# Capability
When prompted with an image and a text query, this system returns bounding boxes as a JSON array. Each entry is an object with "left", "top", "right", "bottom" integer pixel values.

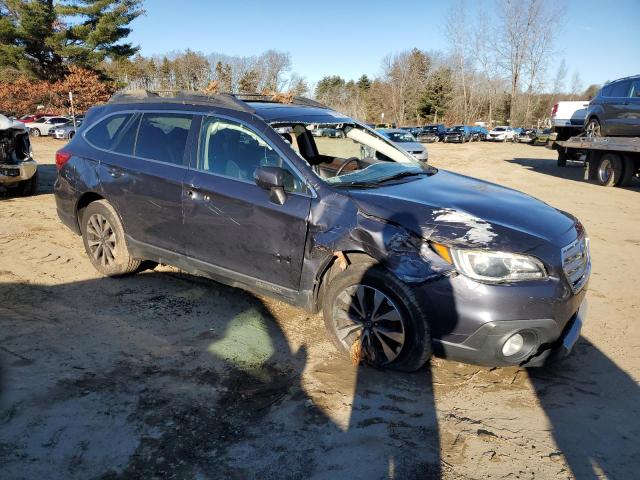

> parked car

[
  {"left": 28, "top": 116, "right": 70, "bottom": 137},
  {"left": 18, "top": 112, "right": 53, "bottom": 124},
  {"left": 0, "top": 114, "right": 38, "bottom": 196},
  {"left": 53, "top": 118, "right": 84, "bottom": 140},
  {"left": 376, "top": 128, "right": 428, "bottom": 162},
  {"left": 516, "top": 128, "right": 536, "bottom": 143},
  {"left": 54, "top": 90, "right": 589, "bottom": 370},
  {"left": 584, "top": 74, "right": 640, "bottom": 137},
  {"left": 417, "top": 124, "right": 447, "bottom": 143},
  {"left": 400, "top": 126, "right": 422, "bottom": 137},
  {"left": 443, "top": 125, "right": 472, "bottom": 143},
  {"left": 533, "top": 128, "right": 553, "bottom": 145},
  {"left": 375, "top": 122, "right": 396, "bottom": 129},
  {"left": 470, "top": 126, "right": 488, "bottom": 141},
  {"left": 487, "top": 126, "right": 516, "bottom": 142}
]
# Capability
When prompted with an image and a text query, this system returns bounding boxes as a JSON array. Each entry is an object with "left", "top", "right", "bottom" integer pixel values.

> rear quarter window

[{"left": 84, "top": 113, "right": 133, "bottom": 150}]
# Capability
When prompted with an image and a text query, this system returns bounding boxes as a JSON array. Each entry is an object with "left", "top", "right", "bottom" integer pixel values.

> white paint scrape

[{"left": 434, "top": 209, "right": 496, "bottom": 244}]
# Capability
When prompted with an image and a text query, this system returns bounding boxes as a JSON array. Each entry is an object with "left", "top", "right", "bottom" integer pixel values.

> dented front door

[{"left": 182, "top": 171, "right": 311, "bottom": 289}]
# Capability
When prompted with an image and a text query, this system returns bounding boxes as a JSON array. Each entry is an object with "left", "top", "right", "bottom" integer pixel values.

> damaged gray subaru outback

[{"left": 54, "top": 91, "right": 589, "bottom": 371}]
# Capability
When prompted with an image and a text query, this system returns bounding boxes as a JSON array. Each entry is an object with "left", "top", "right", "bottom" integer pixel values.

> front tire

[
  {"left": 81, "top": 200, "right": 141, "bottom": 276},
  {"left": 323, "top": 263, "right": 432, "bottom": 372},
  {"left": 30, "top": 128, "right": 40, "bottom": 137}
]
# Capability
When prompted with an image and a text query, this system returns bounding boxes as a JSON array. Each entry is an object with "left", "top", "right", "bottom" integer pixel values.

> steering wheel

[{"left": 335, "top": 157, "right": 360, "bottom": 176}]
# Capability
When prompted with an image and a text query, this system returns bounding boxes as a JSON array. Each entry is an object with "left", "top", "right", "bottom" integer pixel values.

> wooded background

[{"left": 0, "top": 0, "right": 600, "bottom": 126}]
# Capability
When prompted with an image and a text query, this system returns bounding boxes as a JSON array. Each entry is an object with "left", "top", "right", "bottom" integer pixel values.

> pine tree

[{"left": 0, "top": 0, "right": 142, "bottom": 80}]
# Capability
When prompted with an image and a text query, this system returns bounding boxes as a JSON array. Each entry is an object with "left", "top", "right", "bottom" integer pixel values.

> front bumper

[
  {"left": 434, "top": 298, "right": 587, "bottom": 367},
  {"left": 0, "top": 160, "right": 37, "bottom": 184}
]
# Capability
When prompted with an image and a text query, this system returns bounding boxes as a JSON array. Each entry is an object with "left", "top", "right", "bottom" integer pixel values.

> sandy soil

[{"left": 0, "top": 138, "right": 638, "bottom": 479}]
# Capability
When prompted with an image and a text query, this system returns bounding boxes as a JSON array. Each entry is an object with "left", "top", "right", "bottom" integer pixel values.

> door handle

[
  {"left": 107, "top": 167, "right": 124, "bottom": 178},
  {"left": 186, "top": 188, "right": 210, "bottom": 201}
]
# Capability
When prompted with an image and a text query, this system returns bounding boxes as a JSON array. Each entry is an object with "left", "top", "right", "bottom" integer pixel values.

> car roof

[{"left": 106, "top": 89, "right": 352, "bottom": 125}]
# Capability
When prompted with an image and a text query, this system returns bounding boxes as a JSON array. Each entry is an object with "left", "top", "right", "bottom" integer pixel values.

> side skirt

[{"left": 125, "top": 235, "right": 313, "bottom": 310}]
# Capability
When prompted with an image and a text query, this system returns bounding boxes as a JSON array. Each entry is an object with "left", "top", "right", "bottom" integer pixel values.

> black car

[
  {"left": 54, "top": 90, "right": 589, "bottom": 370},
  {"left": 585, "top": 75, "right": 640, "bottom": 137},
  {"left": 443, "top": 125, "right": 472, "bottom": 143},
  {"left": 417, "top": 124, "right": 446, "bottom": 143}
]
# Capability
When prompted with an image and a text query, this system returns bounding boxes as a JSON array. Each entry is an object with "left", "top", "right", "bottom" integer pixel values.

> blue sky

[{"left": 129, "top": 0, "right": 639, "bottom": 90}]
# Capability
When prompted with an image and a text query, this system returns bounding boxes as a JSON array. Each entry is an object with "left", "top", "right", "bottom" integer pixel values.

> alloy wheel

[
  {"left": 86, "top": 213, "right": 117, "bottom": 267},
  {"left": 586, "top": 120, "right": 601, "bottom": 137},
  {"left": 333, "top": 284, "right": 406, "bottom": 365}
]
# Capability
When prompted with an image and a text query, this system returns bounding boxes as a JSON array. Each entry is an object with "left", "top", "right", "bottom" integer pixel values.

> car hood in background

[
  {"left": 348, "top": 170, "right": 576, "bottom": 250},
  {"left": 397, "top": 141, "right": 425, "bottom": 152}
]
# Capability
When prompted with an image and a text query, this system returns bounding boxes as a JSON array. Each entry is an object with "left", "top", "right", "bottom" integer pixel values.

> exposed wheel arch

[
  {"left": 75, "top": 192, "right": 105, "bottom": 231},
  {"left": 313, "top": 251, "right": 378, "bottom": 313}
]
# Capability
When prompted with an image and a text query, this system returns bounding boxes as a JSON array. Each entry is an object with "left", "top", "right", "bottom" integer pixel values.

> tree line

[
  {"left": 1, "top": 0, "right": 600, "bottom": 125},
  {"left": 315, "top": 0, "right": 600, "bottom": 127}
]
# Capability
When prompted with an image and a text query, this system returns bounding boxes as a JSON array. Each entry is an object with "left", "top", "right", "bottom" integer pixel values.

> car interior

[{"left": 272, "top": 123, "right": 415, "bottom": 181}]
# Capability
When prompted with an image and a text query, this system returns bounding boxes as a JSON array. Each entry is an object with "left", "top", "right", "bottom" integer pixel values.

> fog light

[{"left": 502, "top": 333, "right": 525, "bottom": 357}]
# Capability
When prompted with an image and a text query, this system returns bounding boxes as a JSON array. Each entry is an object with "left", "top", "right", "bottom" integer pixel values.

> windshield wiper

[
  {"left": 372, "top": 170, "right": 429, "bottom": 184},
  {"left": 332, "top": 170, "right": 429, "bottom": 189}
]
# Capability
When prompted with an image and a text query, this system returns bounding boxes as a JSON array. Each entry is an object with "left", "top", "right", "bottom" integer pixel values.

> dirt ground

[{"left": 1, "top": 137, "right": 638, "bottom": 479}]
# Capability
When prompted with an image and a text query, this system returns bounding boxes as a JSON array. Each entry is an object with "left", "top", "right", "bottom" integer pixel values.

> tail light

[
  {"left": 551, "top": 103, "right": 558, "bottom": 117},
  {"left": 55, "top": 150, "right": 72, "bottom": 170}
]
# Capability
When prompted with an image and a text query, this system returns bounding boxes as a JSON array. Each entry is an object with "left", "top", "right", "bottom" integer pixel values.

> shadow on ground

[
  {"left": 529, "top": 337, "right": 640, "bottom": 479},
  {"left": 0, "top": 163, "right": 57, "bottom": 198},
  {"left": 0, "top": 270, "right": 442, "bottom": 479}
]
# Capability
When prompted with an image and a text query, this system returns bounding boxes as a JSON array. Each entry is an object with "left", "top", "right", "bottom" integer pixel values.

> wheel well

[
  {"left": 313, "top": 251, "right": 377, "bottom": 313},
  {"left": 75, "top": 192, "right": 104, "bottom": 228}
]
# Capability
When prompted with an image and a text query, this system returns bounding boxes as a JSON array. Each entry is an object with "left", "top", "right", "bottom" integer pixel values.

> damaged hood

[{"left": 347, "top": 170, "right": 576, "bottom": 250}]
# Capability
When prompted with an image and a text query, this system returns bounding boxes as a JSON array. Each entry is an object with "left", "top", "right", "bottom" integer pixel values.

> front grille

[{"left": 561, "top": 236, "right": 590, "bottom": 293}]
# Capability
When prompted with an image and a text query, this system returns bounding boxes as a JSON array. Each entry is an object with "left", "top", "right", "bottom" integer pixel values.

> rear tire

[
  {"left": 619, "top": 156, "right": 637, "bottom": 187},
  {"left": 585, "top": 118, "right": 601, "bottom": 137},
  {"left": 323, "top": 263, "right": 432, "bottom": 372},
  {"left": 596, "top": 153, "right": 623, "bottom": 187},
  {"left": 557, "top": 150, "right": 568, "bottom": 167},
  {"left": 81, "top": 200, "right": 141, "bottom": 276}
]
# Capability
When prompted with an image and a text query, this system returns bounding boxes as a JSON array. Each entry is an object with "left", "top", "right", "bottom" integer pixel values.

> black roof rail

[
  {"left": 107, "top": 89, "right": 255, "bottom": 113},
  {"left": 233, "top": 93, "right": 328, "bottom": 109},
  {"left": 108, "top": 89, "right": 330, "bottom": 113}
]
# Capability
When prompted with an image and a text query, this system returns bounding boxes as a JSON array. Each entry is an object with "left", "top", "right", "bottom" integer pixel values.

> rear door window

[
  {"left": 610, "top": 80, "right": 631, "bottom": 98},
  {"left": 84, "top": 113, "right": 133, "bottom": 150},
  {"left": 630, "top": 79, "right": 640, "bottom": 98},
  {"left": 135, "top": 113, "right": 193, "bottom": 165}
]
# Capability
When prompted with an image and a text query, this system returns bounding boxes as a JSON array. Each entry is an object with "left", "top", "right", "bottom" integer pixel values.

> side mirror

[{"left": 254, "top": 166, "right": 287, "bottom": 205}]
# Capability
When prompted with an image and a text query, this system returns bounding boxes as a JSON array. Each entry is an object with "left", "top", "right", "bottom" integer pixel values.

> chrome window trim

[
  {"left": 83, "top": 109, "right": 318, "bottom": 198},
  {"left": 83, "top": 109, "right": 195, "bottom": 169}
]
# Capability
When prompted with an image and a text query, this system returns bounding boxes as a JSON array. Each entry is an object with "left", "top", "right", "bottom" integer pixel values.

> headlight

[{"left": 431, "top": 244, "right": 547, "bottom": 283}]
